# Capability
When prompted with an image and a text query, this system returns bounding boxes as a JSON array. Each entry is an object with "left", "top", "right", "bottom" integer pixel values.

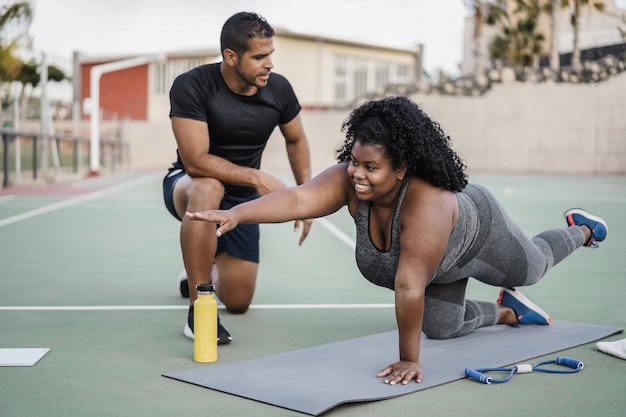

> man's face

[{"left": 233, "top": 37, "right": 275, "bottom": 89}]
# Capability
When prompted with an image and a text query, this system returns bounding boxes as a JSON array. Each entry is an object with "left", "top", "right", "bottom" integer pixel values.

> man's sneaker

[
  {"left": 184, "top": 307, "right": 232, "bottom": 345},
  {"left": 498, "top": 288, "right": 552, "bottom": 325},
  {"left": 564, "top": 208, "right": 608, "bottom": 248},
  {"left": 177, "top": 270, "right": 190, "bottom": 298}
]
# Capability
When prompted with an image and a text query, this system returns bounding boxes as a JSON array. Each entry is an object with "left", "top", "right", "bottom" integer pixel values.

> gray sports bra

[{"left": 354, "top": 180, "right": 479, "bottom": 290}]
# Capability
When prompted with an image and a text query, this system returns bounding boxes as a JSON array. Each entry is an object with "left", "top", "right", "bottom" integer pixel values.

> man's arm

[
  {"left": 279, "top": 113, "right": 311, "bottom": 186},
  {"left": 172, "top": 116, "right": 287, "bottom": 194},
  {"left": 278, "top": 112, "right": 313, "bottom": 244}
]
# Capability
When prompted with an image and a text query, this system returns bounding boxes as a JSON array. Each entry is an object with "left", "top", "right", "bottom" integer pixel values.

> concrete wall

[
  {"left": 414, "top": 72, "right": 626, "bottom": 174},
  {"left": 124, "top": 71, "right": 626, "bottom": 176}
]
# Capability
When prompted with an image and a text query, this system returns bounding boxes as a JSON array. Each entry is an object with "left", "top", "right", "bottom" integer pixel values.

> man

[{"left": 163, "top": 12, "right": 312, "bottom": 344}]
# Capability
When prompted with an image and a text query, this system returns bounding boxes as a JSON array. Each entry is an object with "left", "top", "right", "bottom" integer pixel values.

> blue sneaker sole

[
  {"left": 498, "top": 288, "right": 552, "bottom": 325},
  {"left": 564, "top": 208, "right": 608, "bottom": 244}
]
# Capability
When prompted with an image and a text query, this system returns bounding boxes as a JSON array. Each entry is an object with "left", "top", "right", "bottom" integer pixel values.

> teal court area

[{"left": 1, "top": 170, "right": 625, "bottom": 417}]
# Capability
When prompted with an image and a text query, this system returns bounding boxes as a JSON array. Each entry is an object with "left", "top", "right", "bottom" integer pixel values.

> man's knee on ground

[{"left": 224, "top": 303, "right": 250, "bottom": 315}]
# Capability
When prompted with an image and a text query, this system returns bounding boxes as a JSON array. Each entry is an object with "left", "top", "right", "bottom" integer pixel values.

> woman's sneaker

[
  {"left": 498, "top": 288, "right": 552, "bottom": 325},
  {"left": 564, "top": 208, "right": 608, "bottom": 248}
]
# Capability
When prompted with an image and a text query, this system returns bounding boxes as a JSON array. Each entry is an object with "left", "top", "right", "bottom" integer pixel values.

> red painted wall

[{"left": 81, "top": 63, "right": 148, "bottom": 120}]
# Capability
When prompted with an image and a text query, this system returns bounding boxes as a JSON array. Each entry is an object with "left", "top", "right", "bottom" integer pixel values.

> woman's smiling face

[{"left": 346, "top": 140, "right": 405, "bottom": 202}]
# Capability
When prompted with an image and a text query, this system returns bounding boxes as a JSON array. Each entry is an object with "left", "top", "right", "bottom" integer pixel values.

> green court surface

[{"left": 1, "top": 170, "right": 625, "bottom": 417}]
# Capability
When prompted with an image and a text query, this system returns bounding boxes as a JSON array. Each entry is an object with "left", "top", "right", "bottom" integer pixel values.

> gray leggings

[{"left": 422, "top": 184, "right": 586, "bottom": 339}]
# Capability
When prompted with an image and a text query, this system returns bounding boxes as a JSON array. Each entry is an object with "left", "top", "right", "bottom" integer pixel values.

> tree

[
  {"left": 487, "top": 0, "right": 547, "bottom": 68},
  {"left": 0, "top": 2, "right": 32, "bottom": 80},
  {"left": 464, "top": 0, "right": 508, "bottom": 74},
  {"left": 464, "top": 1, "right": 486, "bottom": 75},
  {"left": 513, "top": 0, "right": 550, "bottom": 68},
  {"left": 0, "top": 1, "right": 32, "bottom": 124},
  {"left": 549, "top": 0, "right": 560, "bottom": 72},
  {"left": 14, "top": 59, "right": 67, "bottom": 124},
  {"left": 560, "top": 0, "right": 606, "bottom": 70}
]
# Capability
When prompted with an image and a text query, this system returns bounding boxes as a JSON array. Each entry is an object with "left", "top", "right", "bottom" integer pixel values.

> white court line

[
  {"left": 0, "top": 172, "right": 162, "bottom": 228},
  {"left": 70, "top": 171, "right": 136, "bottom": 189},
  {"left": 316, "top": 217, "right": 356, "bottom": 249},
  {"left": 0, "top": 195, "right": 15, "bottom": 204},
  {"left": 0, "top": 304, "right": 394, "bottom": 311}
]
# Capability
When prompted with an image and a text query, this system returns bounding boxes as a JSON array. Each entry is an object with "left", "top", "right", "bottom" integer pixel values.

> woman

[{"left": 186, "top": 96, "right": 607, "bottom": 385}]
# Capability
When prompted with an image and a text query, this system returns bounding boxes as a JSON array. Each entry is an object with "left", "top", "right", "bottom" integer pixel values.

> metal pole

[
  {"left": 40, "top": 52, "right": 49, "bottom": 175},
  {"left": 73, "top": 51, "right": 83, "bottom": 172},
  {"left": 13, "top": 92, "right": 21, "bottom": 181},
  {"left": 73, "top": 139, "right": 79, "bottom": 173},
  {"left": 89, "top": 70, "right": 101, "bottom": 175},
  {"left": 2, "top": 133, "right": 9, "bottom": 187},
  {"left": 33, "top": 135, "right": 38, "bottom": 179}
]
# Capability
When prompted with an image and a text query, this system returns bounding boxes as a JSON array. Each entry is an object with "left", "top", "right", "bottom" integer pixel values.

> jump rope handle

[
  {"left": 555, "top": 356, "right": 584, "bottom": 370},
  {"left": 465, "top": 356, "right": 583, "bottom": 384},
  {"left": 464, "top": 368, "right": 492, "bottom": 384}
]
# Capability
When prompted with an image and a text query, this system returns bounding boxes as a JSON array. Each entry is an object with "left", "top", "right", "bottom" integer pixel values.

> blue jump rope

[{"left": 465, "top": 356, "right": 584, "bottom": 384}]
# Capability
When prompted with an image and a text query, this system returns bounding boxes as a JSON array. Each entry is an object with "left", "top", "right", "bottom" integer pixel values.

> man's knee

[
  {"left": 219, "top": 289, "right": 254, "bottom": 315},
  {"left": 224, "top": 303, "right": 250, "bottom": 315},
  {"left": 214, "top": 255, "right": 257, "bottom": 315},
  {"left": 187, "top": 177, "right": 224, "bottom": 201},
  {"left": 175, "top": 176, "right": 224, "bottom": 215}
]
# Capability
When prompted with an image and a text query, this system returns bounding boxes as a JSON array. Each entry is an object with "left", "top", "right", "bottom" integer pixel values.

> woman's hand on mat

[
  {"left": 377, "top": 360, "right": 422, "bottom": 385},
  {"left": 185, "top": 210, "right": 238, "bottom": 237}
]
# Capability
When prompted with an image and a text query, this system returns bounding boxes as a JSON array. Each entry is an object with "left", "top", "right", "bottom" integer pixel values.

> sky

[{"left": 28, "top": 0, "right": 469, "bottom": 76}]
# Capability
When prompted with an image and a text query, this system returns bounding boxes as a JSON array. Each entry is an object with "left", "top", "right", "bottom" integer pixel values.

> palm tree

[
  {"left": 0, "top": 1, "right": 32, "bottom": 124},
  {"left": 464, "top": 1, "right": 487, "bottom": 75},
  {"left": 486, "top": 0, "right": 547, "bottom": 69},
  {"left": 511, "top": 0, "right": 549, "bottom": 69},
  {"left": 560, "top": 0, "right": 606, "bottom": 70},
  {"left": 464, "top": 0, "right": 509, "bottom": 75},
  {"left": 14, "top": 60, "right": 67, "bottom": 125},
  {"left": 548, "top": 0, "right": 561, "bottom": 72},
  {"left": 0, "top": 2, "right": 32, "bottom": 80}
]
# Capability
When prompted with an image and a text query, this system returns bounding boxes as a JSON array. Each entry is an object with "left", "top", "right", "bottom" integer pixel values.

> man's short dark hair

[{"left": 220, "top": 12, "right": 275, "bottom": 57}]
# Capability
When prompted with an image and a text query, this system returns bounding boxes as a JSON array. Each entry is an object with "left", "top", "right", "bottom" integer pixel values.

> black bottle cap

[{"left": 196, "top": 283, "right": 215, "bottom": 292}]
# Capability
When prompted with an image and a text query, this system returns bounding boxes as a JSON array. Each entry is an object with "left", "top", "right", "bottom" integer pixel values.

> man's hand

[
  {"left": 294, "top": 219, "right": 313, "bottom": 246},
  {"left": 255, "top": 171, "right": 288, "bottom": 195},
  {"left": 376, "top": 360, "right": 423, "bottom": 385}
]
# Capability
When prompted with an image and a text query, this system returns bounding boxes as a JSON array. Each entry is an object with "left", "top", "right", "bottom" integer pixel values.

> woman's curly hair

[{"left": 336, "top": 96, "right": 467, "bottom": 192}]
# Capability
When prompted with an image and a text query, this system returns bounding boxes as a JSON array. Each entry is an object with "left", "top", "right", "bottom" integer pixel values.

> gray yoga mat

[{"left": 163, "top": 320, "right": 621, "bottom": 415}]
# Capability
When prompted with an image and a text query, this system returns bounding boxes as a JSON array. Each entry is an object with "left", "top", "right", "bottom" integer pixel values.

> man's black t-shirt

[{"left": 169, "top": 62, "right": 302, "bottom": 196}]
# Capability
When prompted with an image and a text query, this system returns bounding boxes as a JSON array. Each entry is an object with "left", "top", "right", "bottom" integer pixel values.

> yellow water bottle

[{"left": 193, "top": 283, "right": 218, "bottom": 363}]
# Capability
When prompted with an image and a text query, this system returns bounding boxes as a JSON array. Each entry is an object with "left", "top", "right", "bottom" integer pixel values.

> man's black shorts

[{"left": 163, "top": 168, "right": 260, "bottom": 263}]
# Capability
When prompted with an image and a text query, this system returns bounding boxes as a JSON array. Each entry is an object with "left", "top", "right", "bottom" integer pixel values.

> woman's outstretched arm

[{"left": 186, "top": 163, "right": 352, "bottom": 237}]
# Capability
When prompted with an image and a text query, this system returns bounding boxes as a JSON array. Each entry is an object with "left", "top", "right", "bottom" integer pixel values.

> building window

[
  {"left": 152, "top": 58, "right": 211, "bottom": 95},
  {"left": 334, "top": 55, "right": 415, "bottom": 106},
  {"left": 375, "top": 62, "right": 389, "bottom": 91},
  {"left": 353, "top": 58, "right": 368, "bottom": 100},
  {"left": 395, "top": 64, "right": 411, "bottom": 82},
  {"left": 335, "top": 56, "right": 348, "bottom": 102}
]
